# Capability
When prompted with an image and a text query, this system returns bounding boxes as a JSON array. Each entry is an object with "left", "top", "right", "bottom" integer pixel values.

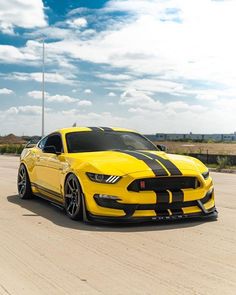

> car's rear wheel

[
  {"left": 17, "top": 164, "right": 33, "bottom": 199},
  {"left": 64, "top": 174, "right": 83, "bottom": 220}
]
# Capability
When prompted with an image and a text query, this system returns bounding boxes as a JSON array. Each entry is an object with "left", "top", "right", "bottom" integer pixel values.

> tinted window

[
  {"left": 66, "top": 131, "right": 157, "bottom": 153},
  {"left": 38, "top": 136, "right": 48, "bottom": 150},
  {"left": 44, "top": 134, "right": 63, "bottom": 153}
]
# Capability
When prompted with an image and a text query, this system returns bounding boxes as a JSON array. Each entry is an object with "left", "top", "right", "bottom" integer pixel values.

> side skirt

[
  {"left": 31, "top": 182, "right": 64, "bottom": 208},
  {"left": 31, "top": 183, "right": 89, "bottom": 221}
]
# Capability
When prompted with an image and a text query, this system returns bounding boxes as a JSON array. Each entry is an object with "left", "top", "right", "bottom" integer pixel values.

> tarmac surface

[{"left": 0, "top": 155, "right": 235, "bottom": 295}]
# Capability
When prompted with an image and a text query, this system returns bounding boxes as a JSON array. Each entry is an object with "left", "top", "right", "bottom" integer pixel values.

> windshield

[{"left": 66, "top": 131, "right": 157, "bottom": 153}]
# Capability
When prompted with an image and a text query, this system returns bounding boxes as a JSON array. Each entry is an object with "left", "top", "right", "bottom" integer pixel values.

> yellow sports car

[{"left": 18, "top": 127, "right": 218, "bottom": 223}]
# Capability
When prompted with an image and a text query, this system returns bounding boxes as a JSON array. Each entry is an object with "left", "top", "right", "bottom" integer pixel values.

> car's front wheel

[
  {"left": 64, "top": 174, "right": 83, "bottom": 220},
  {"left": 17, "top": 164, "right": 33, "bottom": 199}
]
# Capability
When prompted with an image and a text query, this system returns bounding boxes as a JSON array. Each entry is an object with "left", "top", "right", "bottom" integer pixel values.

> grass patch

[
  {"left": 0, "top": 144, "right": 24, "bottom": 155},
  {"left": 217, "top": 156, "right": 230, "bottom": 170}
]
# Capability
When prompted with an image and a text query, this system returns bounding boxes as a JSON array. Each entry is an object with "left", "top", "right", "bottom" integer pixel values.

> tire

[
  {"left": 17, "top": 164, "right": 33, "bottom": 199},
  {"left": 64, "top": 174, "right": 83, "bottom": 220}
]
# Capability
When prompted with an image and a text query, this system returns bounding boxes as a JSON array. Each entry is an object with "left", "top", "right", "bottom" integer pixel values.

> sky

[{"left": 0, "top": 0, "right": 236, "bottom": 136}]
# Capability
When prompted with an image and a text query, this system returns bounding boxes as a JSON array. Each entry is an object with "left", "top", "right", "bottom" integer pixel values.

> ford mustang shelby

[{"left": 18, "top": 127, "right": 218, "bottom": 223}]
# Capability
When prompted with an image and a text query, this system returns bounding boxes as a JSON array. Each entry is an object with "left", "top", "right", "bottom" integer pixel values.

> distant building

[{"left": 144, "top": 133, "right": 236, "bottom": 142}]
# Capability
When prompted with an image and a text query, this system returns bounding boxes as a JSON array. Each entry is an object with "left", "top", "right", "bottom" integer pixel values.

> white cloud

[
  {"left": 108, "top": 92, "right": 116, "bottom": 97},
  {"left": 0, "top": 22, "right": 14, "bottom": 35},
  {"left": 1, "top": 0, "right": 236, "bottom": 97},
  {"left": 4, "top": 107, "right": 18, "bottom": 115},
  {"left": 128, "top": 79, "right": 184, "bottom": 95},
  {"left": 165, "top": 101, "right": 206, "bottom": 112},
  {"left": 28, "top": 27, "right": 71, "bottom": 40},
  {"left": 196, "top": 94, "right": 219, "bottom": 101},
  {"left": 67, "top": 17, "right": 87, "bottom": 28},
  {"left": 120, "top": 88, "right": 206, "bottom": 113},
  {"left": 28, "top": 90, "right": 92, "bottom": 106},
  {"left": 5, "top": 105, "right": 45, "bottom": 116},
  {"left": 47, "top": 106, "right": 235, "bottom": 135},
  {"left": 18, "top": 105, "right": 43, "bottom": 115},
  {"left": 28, "top": 90, "right": 46, "bottom": 99},
  {"left": 214, "top": 98, "right": 236, "bottom": 112},
  {"left": 59, "top": 110, "right": 123, "bottom": 126},
  {"left": 43, "top": 0, "right": 236, "bottom": 100},
  {"left": 194, "top": 88, "right": 236, "bottom": 101},
  {"left": 103, "top": 0, "right": 166, "bottom": 15},
  {"left": 61, "top": 109, "right": 78, "bottom": 116},
  {"left": 84, "top": 89, "right": 92, "bottom": 94},
  {"left": 28, "top": 91, "right": 77, "bottom": 103},
  {"left": 0, "top": 88, "right": 14, "bottom": 95},
  {"left": 1, "top": 0, "right": 236, "bottom": 135},
  {"left": 0, "top": 40, "right": 76, "bottom": 69},
  {"left": 77, "top": 100, "right": 92, "bottom": 106},
  {"left": 0, "top": 45, "right": 38, "bottom": 63},
  {"left": 120, "top": 89, "right": 163, "bottom": 110},
  {"left": 96, "top": 73, "right": 132, "bottom": 81},
  {"left": 6, "top": 72, "right": 75, "bottom": 85},
  {"left": 0, "top": 0, "right": 47, "bottom": 35},
  {"left": 0, "top": 102, "right": 234, "bottom": 135},
  {"left": 47, "top": 95, "right": 77, "bottom": 103}
]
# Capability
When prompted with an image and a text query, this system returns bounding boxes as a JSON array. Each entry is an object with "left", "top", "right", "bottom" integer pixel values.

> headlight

[
  {"left": 86, "top": 172, "right": 122, "bottom": 183},
  {"left": 202, "top": 170, "right": 209, "bottom": 180}
]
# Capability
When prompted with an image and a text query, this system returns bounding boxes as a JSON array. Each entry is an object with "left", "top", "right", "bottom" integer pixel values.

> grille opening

[{"left": 127, "top": 177, "right": 200, "bottom": 192}]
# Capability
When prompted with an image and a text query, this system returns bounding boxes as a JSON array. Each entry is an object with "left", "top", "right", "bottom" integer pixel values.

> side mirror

[
  {"left": 43, "top": 145, "right": 61, "bottom": 155},
  {"left": 156, "top": 144, "right": 167, "bottom": 152}
]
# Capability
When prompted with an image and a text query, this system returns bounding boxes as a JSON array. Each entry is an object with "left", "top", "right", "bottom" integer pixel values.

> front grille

[{"left": 127, "top": 176, "right": 200, "bottom": 192}]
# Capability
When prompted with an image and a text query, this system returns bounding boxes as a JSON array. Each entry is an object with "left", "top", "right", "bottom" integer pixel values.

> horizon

[
  {"left": 0, "top": 0, "right": 236, "bottom": 135},
  {"left": 1, "top": 130, "right": 236, "bottom": 138}
]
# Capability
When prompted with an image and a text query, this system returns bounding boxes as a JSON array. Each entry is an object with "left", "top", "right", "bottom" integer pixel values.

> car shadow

[{"left": 7, "top": 195, "right": 216, "bottom": 233}]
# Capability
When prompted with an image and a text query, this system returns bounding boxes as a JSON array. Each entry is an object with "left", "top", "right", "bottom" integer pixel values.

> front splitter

[{"left": 86, "top": 207, "right": 218, "bottom": 224}]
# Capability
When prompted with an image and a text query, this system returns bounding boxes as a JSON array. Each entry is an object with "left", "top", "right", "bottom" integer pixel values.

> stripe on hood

[
  {"left": 117, "top": 150, "right": 168, "bottom": 177},
  {"left": 139, "top": 151, "right": 182, "bottom": 176}
]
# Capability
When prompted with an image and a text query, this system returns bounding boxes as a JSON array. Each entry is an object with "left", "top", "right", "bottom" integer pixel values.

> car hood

[{"left": 67, "top": 150, "right": 205, "bottom": 176}]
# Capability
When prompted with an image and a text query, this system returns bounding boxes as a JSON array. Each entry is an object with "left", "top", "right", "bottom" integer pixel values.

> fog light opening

[{"left": 94, "top": 194, "right": 121, "bottom": 201}]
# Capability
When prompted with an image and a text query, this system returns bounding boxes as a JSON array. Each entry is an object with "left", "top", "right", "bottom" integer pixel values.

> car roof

[{"left": 57, "top": 127, "right": 137, "bottom": 135}]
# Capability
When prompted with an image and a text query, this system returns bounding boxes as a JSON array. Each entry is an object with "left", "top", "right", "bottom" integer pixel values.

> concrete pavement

[{"left": 0, "top": 155, "right": 235, "bottom": 295}]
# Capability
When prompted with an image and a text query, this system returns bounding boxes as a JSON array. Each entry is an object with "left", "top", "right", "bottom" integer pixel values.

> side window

[
  {"left": 44, "top": 134, "right": 63, "bottom": 153},
  {"left": 38, "top": 136, "right": 48, "bottom": 150}
]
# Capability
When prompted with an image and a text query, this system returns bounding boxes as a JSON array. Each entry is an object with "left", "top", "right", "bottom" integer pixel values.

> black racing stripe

[
  {"left": 155, "top": 209, "right": 169, "bottom": 216},
  {"left": 140, "top": 151, "right": 182, "bottom": 175},
  {"left": 99, "top": 127, "right": 113, "bottom": 131},
  {"left": 87, "top": 127, "right": 103, "bottom": 131},
  {"left": 172, "top": 190, "right": 184, "bottom": 202},
  {"left": 117, "top": 150, "right": 168, "bottom": 176},
  {"left": 155, "top": 190, "right": 170, "bottom": 216},
  {"left": 155, "top": 191, "right": 170, "bottom": 203},
  {"left": 171, "top": 208, "right": 184, "bottom": 215}
]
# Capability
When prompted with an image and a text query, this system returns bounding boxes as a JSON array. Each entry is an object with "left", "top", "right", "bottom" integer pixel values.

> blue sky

[{"left": 0, "top": 0, "right": 235, "bottom": 135}]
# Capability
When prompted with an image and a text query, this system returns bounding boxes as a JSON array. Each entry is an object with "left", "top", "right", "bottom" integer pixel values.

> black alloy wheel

[
  {"left": 17, "top": 164, "right": 32, "bottom": 199},
  {"left": 64, "top": 174, "right": 83, "bottom": 220}
]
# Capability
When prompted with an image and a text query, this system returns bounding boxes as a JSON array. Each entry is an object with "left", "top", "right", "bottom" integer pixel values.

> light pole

[{"left": 41, "top": 38, "right": 45, "bottom": 137}]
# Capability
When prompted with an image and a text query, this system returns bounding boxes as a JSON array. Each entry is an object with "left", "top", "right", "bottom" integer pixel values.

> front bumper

[
  {"left": 87, "top": 207, "right": 218, "bottom": 223},
  {"left": 85, "top": 189, "right": 218, "bottom": 223},
  {"left": 93, "top": 188, "right": 213, "bottom": 215}
]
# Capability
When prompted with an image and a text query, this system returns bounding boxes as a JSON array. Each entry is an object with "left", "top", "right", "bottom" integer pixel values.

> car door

[
  {"left": 34, "top": 133, "right": 64, "bottom": 202},
  {"left": 33, "top": 135, "right": 48, "bottom": 188}
]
